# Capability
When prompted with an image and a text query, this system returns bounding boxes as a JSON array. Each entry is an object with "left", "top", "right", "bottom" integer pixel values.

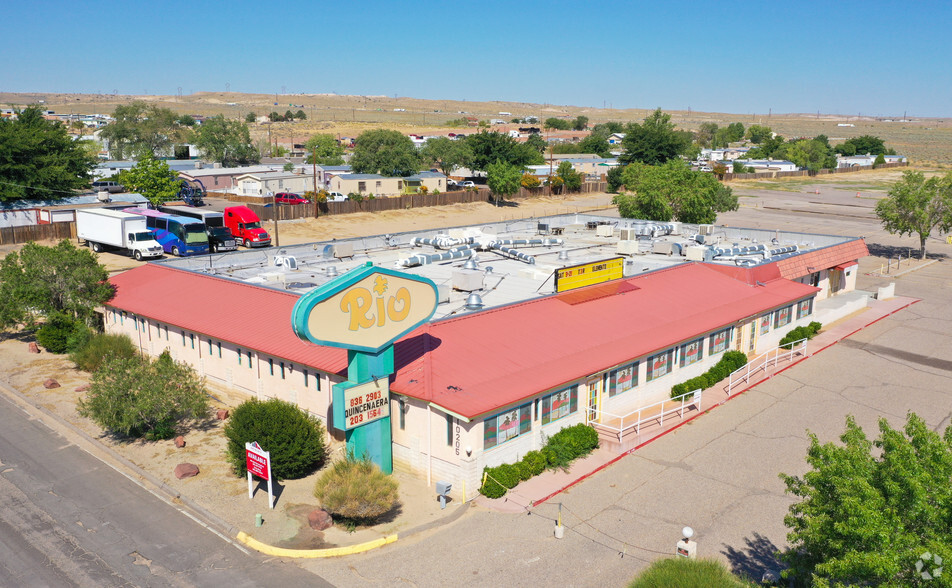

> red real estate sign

[{"left": 246, "top": 442, "right": 270, "bottom": 481}]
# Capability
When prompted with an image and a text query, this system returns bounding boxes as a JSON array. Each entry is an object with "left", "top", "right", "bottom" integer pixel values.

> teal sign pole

[{"left": 291, "top": 263, "right": 438, "bottom": 474}]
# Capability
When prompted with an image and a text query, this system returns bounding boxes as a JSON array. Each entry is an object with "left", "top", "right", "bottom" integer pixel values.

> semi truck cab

[{"left": 224, "top": 206, "right": 271, "bottom": 248}]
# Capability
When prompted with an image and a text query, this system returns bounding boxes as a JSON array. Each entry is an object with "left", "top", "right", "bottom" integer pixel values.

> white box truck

[{"left": 76, "top": 208, "right": 164, "bottom": 261}]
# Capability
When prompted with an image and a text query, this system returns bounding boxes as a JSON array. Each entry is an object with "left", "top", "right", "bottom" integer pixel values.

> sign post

[
  {"left": 291, "top": 262, "right": 438, "bottom": 474},
  {"left": 246, "top": 441, "right": 273, "bottom": 509}
]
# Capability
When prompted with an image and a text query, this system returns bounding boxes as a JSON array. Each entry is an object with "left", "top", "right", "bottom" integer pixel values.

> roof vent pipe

[
  {"left": 463, "top": 257, "right": 478, "bottom": 270},
  {"left": 558, "top": 249, "right": 570, "bottom": 261},
  {"left": 464, "top": 292, "right": 484, "bottom": 311},
  {"left": 326, "top": 266, "right": 339, "bottom": 278}
]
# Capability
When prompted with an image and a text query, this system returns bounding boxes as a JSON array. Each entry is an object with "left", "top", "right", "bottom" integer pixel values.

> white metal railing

[
  {"left": 727, "top": 338, "right": 808, "bottom": 395},
  {"left": 587, "top": 388, "right": 703, "bottom": 438}
]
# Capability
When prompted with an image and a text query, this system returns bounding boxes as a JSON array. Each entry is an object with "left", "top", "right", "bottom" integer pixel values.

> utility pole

[
  {"left": 312, "top": 148, "right": 319, "bottom": 218},
  {"left": 271, "top": 191, "right": 280, "bottom": 247}
]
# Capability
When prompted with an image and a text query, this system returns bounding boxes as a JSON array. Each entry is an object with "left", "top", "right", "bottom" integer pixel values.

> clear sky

[{"left": 5, "top": 0, "right": 950, "bottom": 117}]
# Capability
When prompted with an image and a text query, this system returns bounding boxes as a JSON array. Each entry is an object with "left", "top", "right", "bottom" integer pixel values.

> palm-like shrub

[
  {"left": 313, "top": 455, "right": 399, "bottom": 521},
  {"left": 224, "top": 398, "right": 327, "bottom": 480}
]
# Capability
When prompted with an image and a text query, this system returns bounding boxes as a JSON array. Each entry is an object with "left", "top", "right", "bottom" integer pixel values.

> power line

[{"left": 0, "top": 179, "right": 89, "bottom": 196}]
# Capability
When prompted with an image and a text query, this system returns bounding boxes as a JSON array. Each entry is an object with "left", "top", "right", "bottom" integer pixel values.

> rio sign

[{"left": 292, "top": 262, "right": 439, "bottom": 353}]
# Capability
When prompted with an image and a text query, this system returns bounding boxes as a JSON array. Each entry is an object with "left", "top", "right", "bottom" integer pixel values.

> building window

[
  {"left": 181, "top": 331, "right": 186, "bottom": 346},
  {"left": 376, "top": 180, "right": 382, "bottom": 190},
  {"left": 303, "top": 370, "right": 308, "bottom": 387},
  {"left": 811, "top": 272, "right": 820, "bottom": 287},
  {"left": 358, "top": 181, "right": 366, "bottom": 192},
  {"left": 759, "top": 314, "right": 771, "bottom": 335},
  {"left": 247, "top": 351, "right": 252, "bottom": 368},
  {"left": 269, "top": 359, "right": 274, "bottom": 376},
  {"left": 796, "top": 298, "right": 814, "bottom": 319},
  {"left": 217, "top": 342, "right": 222, "bottom": 358},
  {"left": 190, "top": 334, "right": 195, "bottom": 349},
  {"left": 446, "top": 415, "right": 453, "bottom": 446},
  {"left": 774, "top": 305, "right": 793, "bottom": 329},
  {"left": 483, "top": 404, "right": 531, "bottom": 450},
  {"left": 709, "top": 328, "right": 731, "bottom": 355},
  {"left": 608, "top": 362, "right": 637, "bottom": 397},
  {"left": 237, "top": 348, "right": 242, "bottom": 366},
  {"left": 541, "top": 385, "right": 578, "bottom": 425},
  {"left": 280, "top": 362, "right": 285, "bottom": 379},
  {"left": 208, "top": 339, "right": 213, "bottom": 354},
  {"left": 646, "top": 349, "right": 674, "bottom": 382},
  {"left": 680, "top": 338, "right": 704, "bottom": 368},
  {"left": 399, "top": 398, "right": 406, "bottom": 430},
  {"left": 120, "top": 312, "right": 125, "bottom": 325}
]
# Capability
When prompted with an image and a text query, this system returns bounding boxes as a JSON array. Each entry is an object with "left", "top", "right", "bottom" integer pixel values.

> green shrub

[
  {"left": 808, "top": 321, "right": 822, "bottom": 335},
  {"left": 78, "top": 355, "right": 209, "bottom": 439},
  {"left": 479, "top": 463, "right": 521, "bottom": 498},
  {"left": 779, "top": 322, "right": 822, "bottom": 349},
  {"left": 313, "top": 455, "right": 399, "bottom": 521},
  {"left": 36, "top": 313, "right": 83, "bottom": 354},
  {"left": 70, "top": 333, "right": 137, "bottom": 372},
  {"left": 722, "top": 350, "right": 748, "bottom": 370},
  {"left": 513, "top": 460, "right": 533, "bottom": 481},
  {"left": 66, "top": 323, "right": 93, "bottom": 353},
  {"left": 547, "top": 423, "right": 599, "bottom": 458},
  {"left": 671, "top": 350, "right": 750, "bottom": 398},
  {"left": 224, "top": 398, "right": 327, "bottom": 480},
  {"left": 628, "top": 557, "right": 751, "bottom": 588},
  {"left": 522, "top": 450, "right": 547, "bottom": 476}
]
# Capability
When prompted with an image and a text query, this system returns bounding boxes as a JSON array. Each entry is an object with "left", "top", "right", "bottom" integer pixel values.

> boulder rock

[
  {"left": 174, "top": 436, "right": 186, "bottom": 448},
  {"left": 75, "top": 383, "right": 90, "bottom": 392},
  {"left": 42, "top": 379, "right": 60, "bottom": 389},
  {"left": 308, "top": 509, "right": 333, "bottom": 531},
  {"left": 216, "top": 409, "right": 229, "bottom": 420},
  {"left": 174, "top": 463, "right": 200, "bottom": 479},
  {"left": 28, "top": 342, "right": 40, "bottom": 353}
]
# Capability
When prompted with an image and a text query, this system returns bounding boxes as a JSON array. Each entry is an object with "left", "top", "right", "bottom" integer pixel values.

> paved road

[
  {"left": 0, "top": 393, "right": 328, "bottom": 588},
  {"left": 303, "top": 183, "right": 952, "bottom": 586}
]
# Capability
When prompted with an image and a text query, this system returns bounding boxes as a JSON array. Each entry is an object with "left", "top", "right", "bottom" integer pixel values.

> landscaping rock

[
  {"left": 28, "top": 342, "right": 40, "bottom": 353},
  {"left": 42, "top": 378, "right": 60, "bottom": 389},
  {"left": 308, "top": 509, "right": 333, "bottom": 531},
  {"left": 174, "top": 436, "right": 186, "bottom": 448},
  {"left": 75, "top": 383, "right": 90, "bottom": 392},
  {"left": 174, "top": 463, "right": 199, "bottom": 479},
  {"left": 216, "top": 409, "right": 229, "bottom": 420}
]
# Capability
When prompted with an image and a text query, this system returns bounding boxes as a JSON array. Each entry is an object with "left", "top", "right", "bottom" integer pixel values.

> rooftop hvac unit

[
  {"left": 596, "top": 224, "right": 614, "bottom": 237},
  {"left": 332, "top": 242, "right": 354, "bottom": 259},
  {"left": 619, "top": 228, "right": 637, "bottom": 241},
  {"left": 652, "top": 241, "right": 675, "bottom": 255},
  {"left": 685, "top": 245, "right": 709, "bottom": 261},
  {"left": 616, "top": 241, "right": 640, "bottom": 256},
  {"left": 452, "top": 270, "right": 484, "bottom": 292},
  {"left": 437, "top": 284, "right": 451, "bottom": 303},
  {"left": 698, "top": 224, "right": 714, "bottom": 235},
  {"left": 272, "top": 255, "right": 298, "bottom": 270}
]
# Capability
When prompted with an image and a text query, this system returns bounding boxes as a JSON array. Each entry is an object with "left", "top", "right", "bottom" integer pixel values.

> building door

[
  {"left": 748, "top": 321, "right": 756, "bottom": 353},
  {"left": 586, "top": 377, "right": 602, "bottom": 424}
]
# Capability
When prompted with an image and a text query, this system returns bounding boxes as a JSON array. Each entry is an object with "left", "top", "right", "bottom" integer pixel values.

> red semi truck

[{"left": 223, "top": 206, "right": 272, "bottom": 248}]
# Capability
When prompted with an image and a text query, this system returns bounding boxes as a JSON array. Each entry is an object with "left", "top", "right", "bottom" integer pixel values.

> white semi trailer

[{"left": 76, "top": 208, "right": 164, "bottom": 261}]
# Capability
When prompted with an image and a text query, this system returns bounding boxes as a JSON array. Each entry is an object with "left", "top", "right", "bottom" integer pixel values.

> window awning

[{"left": 833, "top": 262, "right": 858, "bottom": 271}]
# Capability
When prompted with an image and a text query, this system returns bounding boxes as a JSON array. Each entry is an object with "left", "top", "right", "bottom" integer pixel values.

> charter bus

[
  {"left": 156, "top": 205, "right": 237, "bottom": 252},
  {"left": 122, "top": 207, "right": 209, "bottom": 257}
]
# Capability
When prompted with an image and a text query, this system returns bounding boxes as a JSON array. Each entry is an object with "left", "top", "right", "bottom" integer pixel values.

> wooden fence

[
  {"left": 0, "top": 222, "right": 76, "bottom": 246},
  {"left": 721, "top": 161, "right": 909, "bottom": 181}
]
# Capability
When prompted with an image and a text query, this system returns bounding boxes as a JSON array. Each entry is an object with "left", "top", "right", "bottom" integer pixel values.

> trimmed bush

[
  {"left": 313, "top": 455, "right": 398, "bottom": 521},
  {"left": 36, "top": 313, "right": 83, "bottom": 354},
  {"left": 513, "top": 460, "right": 533, "bottom": 482},
  {"left": 628, "top": 557, "right": 751, "bottom": 588},
  {"left": 670, "top": 349, "right": 750, "bottom": 398},
  {"left": 479, "top": 463, "right": 521, "bottom": 499},
  {"left": 78, "top": 355, "right": 209, "bottom": 440},
  {"left": 522, "top": 450, "right": 547, "bottom": 476},
  {"left": 779, "top": 321, "right": 822, "bottom": 349},
  {"left": 70, "top": 333, "right": 137, "bottom": 372},
  {"left": 224, "top": 398, "right": 327, "bottom": 480},
  {"left": 547, "top": 423, "right": 599, "bottom": 459}
]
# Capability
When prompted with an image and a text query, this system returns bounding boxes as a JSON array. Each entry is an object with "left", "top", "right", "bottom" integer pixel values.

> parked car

[
  {"left": 92, "top": 180, "right": 125, "bottom": 193},
  {"left": 274, "top": 192, "right": 310, "bottom": 205},
  {"left": 327, "top": 191, "right": 348, "bottom": 202},
  {"left": 460, "top": 181, "right": 476, "bottom": 189}
]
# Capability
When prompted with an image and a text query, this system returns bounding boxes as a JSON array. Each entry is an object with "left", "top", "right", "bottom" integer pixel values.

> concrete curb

[{"left": 236, "top": 531, "right": 398, "bottom": 558}]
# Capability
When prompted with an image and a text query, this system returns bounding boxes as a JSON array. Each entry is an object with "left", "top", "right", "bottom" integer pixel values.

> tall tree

[
  {"left": 745, "top": 124, "right": 773, "bottom": 144},
  {"left": 619, "top": 108, "right": 691, "bottom": 166},
  {"left": 780, "top": 413, "right": 952, "bottom": 587},
  {"left": 576, "top": 134, "right": 611, "bottom": 157},
  {"left": 782, "top": 139, "right": 837, "bottom": 172},
  {"left": 875, "top": 170, "right": 952, "bottom": 259},
  {"left": 486, "top": 161, "right": 522, "bottom": 200},
  {"left": 0, "top": 106, "right": 98, "bottom": 201},
  {"left": 118, "top": 156, "right": 181, "bottom": 207},
  {"left": 350, "top": 129, "right": 421, "bottom": 177},
  {"left": 615, "top": 160, "right": 737, "bottom": 223},
  {"left": 0, "top": 240, "right": 113, "bottom": 329},
  {"left": 420, "top": 137, "right": 472, "bottom": 178},
  {"left": 556, "top": 161, "right": 583, "bottom": 192},
  {"left": 99, "top": 101, "right": 189, "bottom": 159},
  {"left": 193, "top": 115, "right": 259, "bottom": 166},
  {"left": 544, "top": 118, "right": 571, "bottom": 130},
  {"left": 696, "top": 122, "right": 718, "bottom": 148},
  {"left": 835, "top": 134, "right": 888, "bottom": 156},
  {"left": 465, "top": 131, "right": 542, "bottom": 171},
  {"left": 572, "top": 116, "right": 589, "bottom": 131},
  {"left": 304, "top": 133, "right": 345, "bottom": 166},
  {"left": 525, "top": 133, "right": 547, "bottom": 156}
]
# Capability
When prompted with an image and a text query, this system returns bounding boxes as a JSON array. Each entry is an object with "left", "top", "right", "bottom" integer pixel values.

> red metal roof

[
  {"left": 774, "top": 239, "right": 868, "bottom": 279},
  {"left": 108, "top": 262, "right": 819, "bottom": 421},
  {"left": 107, "top": 265, "right": 348, "bottom": 374}
]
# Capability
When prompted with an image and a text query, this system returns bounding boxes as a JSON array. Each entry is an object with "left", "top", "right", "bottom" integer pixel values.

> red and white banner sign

[{"left": 245, "top": 441, "right": 270, "bottom": 481}]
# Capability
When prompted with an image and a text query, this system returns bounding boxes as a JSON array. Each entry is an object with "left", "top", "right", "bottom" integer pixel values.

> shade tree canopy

[
  {"left": 304, "top": 133, "right": 345, "bottom": 166},
  {"left": 118, "top": 156, "right": 181, "bottom": 207},
  {"left": 0, "top": 106, "right": 99, "bottom": 201},
  {"left": 619, "top": 108, "right": 692, "bottom": 166},
  {"left": 420, "top": 136, "right": 472, "bottom": 178},
  {"left": 465, "top": 131, "right": 543, "bottom": 171},
  {"left": 99, "top": 101, "right": 190, "bottom": 159},
  {"left": 350, "top": 129, "right": 422, "bottom": 177},
  {"left": 875, "top": 170, "right": 952, "bottom": 259},
  {"left": 614, "top": 160, "right": 737, "bottom": 224},
  {"left": 193, "top": 115, "right": 259, "bottom": 166}
]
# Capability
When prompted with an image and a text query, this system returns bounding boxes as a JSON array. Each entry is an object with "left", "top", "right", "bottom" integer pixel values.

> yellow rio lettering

[
  {"left": 387, "top": 287, "right": 411, "bottom": 322},
  {"left": 340, "top": 288, "right": 375, "bottom": 331}
]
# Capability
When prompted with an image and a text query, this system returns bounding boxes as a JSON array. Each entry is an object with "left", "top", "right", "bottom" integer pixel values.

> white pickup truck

[{"left": 76, "top": 208, "right": 164, "bottom": 261}]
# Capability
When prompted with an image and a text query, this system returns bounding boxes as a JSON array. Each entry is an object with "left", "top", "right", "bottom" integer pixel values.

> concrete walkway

[{"left": 475, "top": 293, "right": 919, "bottom": 513}]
